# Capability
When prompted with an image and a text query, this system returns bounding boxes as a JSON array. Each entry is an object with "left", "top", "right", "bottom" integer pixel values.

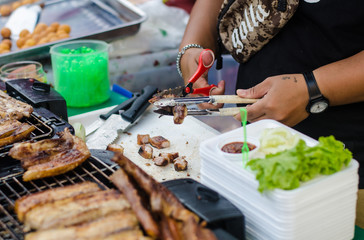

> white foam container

[{"left": 200, "top": 119, "right": 359, "bottom": 240}]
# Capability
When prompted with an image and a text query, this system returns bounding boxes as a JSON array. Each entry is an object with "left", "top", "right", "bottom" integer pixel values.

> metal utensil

[
  {"left": 86, "top": 85, "right": 158, "bottom": 149},
  {"left": 153, "top": 95, "right": 258, "bottom": 108},
  {"left": 154, "top": 107, "right": 244, "bottom": 116}
]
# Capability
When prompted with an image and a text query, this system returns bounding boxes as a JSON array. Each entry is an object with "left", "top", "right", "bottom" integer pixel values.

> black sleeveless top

[{"left": 236, "top": 0, "right": 364, "bottom": 187}]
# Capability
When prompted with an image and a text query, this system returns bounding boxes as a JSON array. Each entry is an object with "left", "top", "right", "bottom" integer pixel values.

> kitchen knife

[
  {"left": 86, "top": 85, "right": 158, "bottom": 149},
  {"left": 85, "top": 94, "right": 140, "bottom": 136}
]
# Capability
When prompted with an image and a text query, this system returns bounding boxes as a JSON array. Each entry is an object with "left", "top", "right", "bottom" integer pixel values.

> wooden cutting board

[{"left": 70, "top": 106, "right": 219, "bottom": 182}]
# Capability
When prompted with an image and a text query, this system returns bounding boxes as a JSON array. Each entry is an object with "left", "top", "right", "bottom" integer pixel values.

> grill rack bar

[{"left": 0, "top": 156, "right": 119, "bottom": 240}]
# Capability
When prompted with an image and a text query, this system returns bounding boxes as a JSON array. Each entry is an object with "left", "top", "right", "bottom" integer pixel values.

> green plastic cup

[{"left": 50, "top": 40, "right": 111, "bottom": 107}]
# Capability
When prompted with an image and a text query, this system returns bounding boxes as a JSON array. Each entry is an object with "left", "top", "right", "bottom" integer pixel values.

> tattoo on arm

[{"left": 281, "top": 76, "right": 298, "bottom": 83}]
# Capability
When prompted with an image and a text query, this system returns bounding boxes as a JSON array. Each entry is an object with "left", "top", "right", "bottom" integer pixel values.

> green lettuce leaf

[{"left": 247, "top": 136, "right": 352, "bottom": 193}]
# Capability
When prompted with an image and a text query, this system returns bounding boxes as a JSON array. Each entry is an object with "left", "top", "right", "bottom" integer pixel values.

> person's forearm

[
  {"left": 314, "top": 50, "right": 364, "bottom": 106},
  {"left": 179, "top": 0, "right": 224, "bottom": 53}
]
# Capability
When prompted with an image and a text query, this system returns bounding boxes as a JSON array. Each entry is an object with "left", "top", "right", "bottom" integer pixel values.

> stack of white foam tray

[{"left": 200, "top": 119, "right": 358, "bottom": 240}]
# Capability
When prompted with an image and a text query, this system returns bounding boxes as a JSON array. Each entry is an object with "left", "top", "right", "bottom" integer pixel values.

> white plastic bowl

[{"left": 216, "top": 136, "right": 260, "bottom": 166}]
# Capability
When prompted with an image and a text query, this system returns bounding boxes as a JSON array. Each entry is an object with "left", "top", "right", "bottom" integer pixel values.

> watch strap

[{"left": 303, "top": 71, "right": 322, "bottom": 100}]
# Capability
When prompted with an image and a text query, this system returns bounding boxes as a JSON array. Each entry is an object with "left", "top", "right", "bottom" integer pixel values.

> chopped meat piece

[
  {"left": 173, "top": 105, "right": 188, "bottom": 124},
  {"left": 159, "top": 152, "right": 179, "bottom": 163},
  {"left": 153, "top": 156, "right": 169, "bottom": 166},
  {"left": 106, "top": 144, "right": 124, "bottom": 154},
  {"left": 149, "top": 136, "right": 170, "bottom": 149},
  {"left": 24, "top": 211, "right": 139, "bottom": 240},
  {"left": 0, "top": 122, "right": 35, "bottom": 147},
  {"left": 110, "top": 169, "right": 160, "bottom": 239},
  {"left": 0, "top": 90, "right": 33, "bottom": 120},
  {"left": 23, "top": 189, "right": 130, "bottom": 231},
  {"left": 15, "top": 181, "right": 100, "bottom": 223},
  {"left": 9, "top": 128, "right": 90, "bottom": 181},
  {"left": 174, "top": 157, "right": 188, "bottom": 171},
  {"left": 137, "top": 134, "right": 150, "bottom": 145},
  {"left": 138, "top": 144, "right": 153, "bottom": 159}
]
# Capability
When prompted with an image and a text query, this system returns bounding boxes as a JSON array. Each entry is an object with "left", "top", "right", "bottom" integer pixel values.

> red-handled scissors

[{"left": 182, "top": 49, "right": 217, "bottom": 97}]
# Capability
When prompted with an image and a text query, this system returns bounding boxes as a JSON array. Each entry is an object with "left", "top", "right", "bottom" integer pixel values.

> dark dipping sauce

[{"left": 221, "top": 141, "right": 256, "bottom": 154}]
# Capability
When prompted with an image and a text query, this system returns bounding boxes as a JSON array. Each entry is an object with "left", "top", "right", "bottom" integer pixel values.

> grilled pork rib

[
  {"left": 15, "top": 182, "right": 101, "bottom": 222},
  {"left": 25, "top": 211, "right": 139, "bottom": 240},
  {"left": 9, "top": 128, "right": 90, "bottom": 181},
  {"left": 0, "top": 90, "right": 33, "bottom": 120},
  {"left": 23, "top": 189, "right": 131, "bottom": 231},
  {"left": 0, "top": 122, "right": 35, "bottom": 147}
]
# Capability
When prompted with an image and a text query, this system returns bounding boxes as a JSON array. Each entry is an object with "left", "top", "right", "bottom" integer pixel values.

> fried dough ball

[
  {"left": 0, "top": 49, "right": 10, "bottom": 54},
  {"left": 0, "top": 43, "right": 10, "bottom": 51},
  {"left": 24, "top": 38, "right": 36, "bottom": 47},
  {"left": 16, "top": 38, "right": 26, "bottom": 48},
  {"left": 37, "top": 37, "right": 48, "bottom": 45},
  {"left": 58, "top": 24, "right": 71, "bottom": 34},
  {"left": 1, "top": 27, "right": 11, "bottom": 39},
  {"left": 0, "top": 5, "right": 12, "bottom": 17},
  {"left": 19, "top": 29, "right": 30, "bottom": 38},
  {"left": 50, "top": 22, "right": 60, "bottom": 30},
  {"left": 21, "top": 0, "right": 33, "bottom": 5},
  {"left": 12, "top": 2, "right": 21, "bottom": 10},
  {"left": 1, "top": 39, "right": 12, "bottom": 49}
]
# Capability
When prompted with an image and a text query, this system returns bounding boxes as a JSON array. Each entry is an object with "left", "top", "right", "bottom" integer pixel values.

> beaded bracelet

[{"left": 176, "top": 44, "right": 204, "bottom": 78}]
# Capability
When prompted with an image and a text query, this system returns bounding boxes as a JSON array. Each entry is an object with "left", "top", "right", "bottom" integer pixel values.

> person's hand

[
  {"left": 180, "top": 48, "right": 225, "bottom": 108},
  {"left": 235, "top": 74, "right": 310, "bottom": 127}
]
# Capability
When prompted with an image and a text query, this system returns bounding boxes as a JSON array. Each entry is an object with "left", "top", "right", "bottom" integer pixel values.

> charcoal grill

[
  {"left": 0, "top": 106, "right": 75, "bottom": 180},
  {"left": 0, "top": 148, "right": 245, "bottom": 240},
  {"left": 0, "top": 152, "right": 119, "bottom": 240}
]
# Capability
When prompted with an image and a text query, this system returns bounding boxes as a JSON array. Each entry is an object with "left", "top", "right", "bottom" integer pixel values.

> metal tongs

[
  {"left": 153, "top": 49, "right": 259, "bottom": 117},
  {"left": 153, "top": 95, "right": 258, "bottom": 116}
]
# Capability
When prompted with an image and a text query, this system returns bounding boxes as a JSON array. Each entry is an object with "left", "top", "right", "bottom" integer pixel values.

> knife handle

[
  {"left": 121, "top": 85, "right": 158, "bottom": 123},
  {"left": 213, "top": 95, "right": 258, "bottom": 104},
  {"left": 99, "top": 95, "right": 138, "bottom": 120},
  {"left": 219, "top": 107, "right": 243, "bottom": 116}
]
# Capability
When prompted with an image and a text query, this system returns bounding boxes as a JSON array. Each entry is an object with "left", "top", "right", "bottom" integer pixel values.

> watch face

[{"left": 310, "top": 101, "right": 329, "bottom": 113}]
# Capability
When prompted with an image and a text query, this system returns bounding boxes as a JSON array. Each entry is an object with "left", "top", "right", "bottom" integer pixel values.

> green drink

[{"left": 50, "top": 40, "right": 110, "bottom": 107}]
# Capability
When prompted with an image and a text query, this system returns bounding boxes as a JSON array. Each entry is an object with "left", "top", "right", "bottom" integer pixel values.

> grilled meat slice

[
  {"left": 9, "top": 128, "right": 75, "bottom": 169},
  {"left": 0, "top": 90, "right": 33, "bottom": 120},
  {"left": 15, "top": 182, "right": 101, "bottom": 223},
  {"left": 9, "top": 128, "right": 91, "bottom": 181},
  {"left": 173, "top": 105, "right": 188, "bottom": 125},
  {"left": 112, "top": 152, "right": 216, "bottom": 239},
  {"left": 94, "top": 229, "right": 152, "bottom": 240},
  {"left": 112, "top": 153, "right": 198, "bottom": 222},
  {"left": 0, "top": 122, "right": 35, "bottom": 147},
  {"left": 110, "top": 169, "right": 160, "bottom": 239},
  {"left": 149, "top": 136, "right": 170, "bottom": 149},
  {"left": 24, "top": 211, "right": 139, "bottom": 240},
  {"left": 23, "top": 189, "right": 130, "bottom": 231},
  {"left": 138, "top": 144, "right": 153, "bottom": 159},
  {"left": 137, "top": 134, "right": 150, "bottom": 145},
  {"left": 0, "top": 119, "right": 22, "bottom": 138}
]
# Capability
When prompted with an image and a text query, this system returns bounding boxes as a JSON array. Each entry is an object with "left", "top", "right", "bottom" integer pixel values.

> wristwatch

[{"left": 303, "top": 71, "right": 329, "bottom": 114}]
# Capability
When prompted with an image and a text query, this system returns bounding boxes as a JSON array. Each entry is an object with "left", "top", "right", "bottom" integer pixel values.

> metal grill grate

[{"left": 0, "top": 156, "right": 119, "bottom": 240}]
